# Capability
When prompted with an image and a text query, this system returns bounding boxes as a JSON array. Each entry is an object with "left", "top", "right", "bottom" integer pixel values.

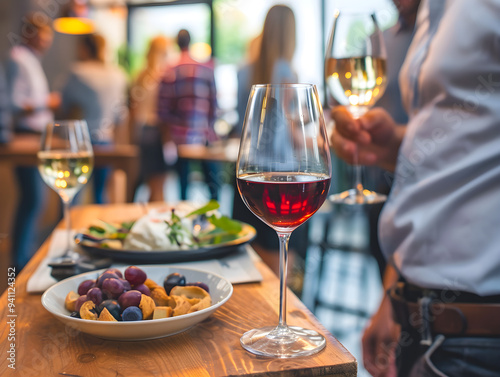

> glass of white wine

[
  {"left": 38, "top": 120, "right": 94, "bottom": 266},
  {"left": 325, "top": 9, "right": 387, "bottom": 205}
]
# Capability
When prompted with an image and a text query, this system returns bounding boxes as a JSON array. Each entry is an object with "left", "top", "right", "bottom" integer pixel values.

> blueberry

[
  {"left": 122, "top": 306, "right": 143, "bottom": 321},
  {"left": 163, "top": 273, "right": 186, "bottom": 295},
  {"left": 98, "top": 299, "right": 122, "bottom": 321}
]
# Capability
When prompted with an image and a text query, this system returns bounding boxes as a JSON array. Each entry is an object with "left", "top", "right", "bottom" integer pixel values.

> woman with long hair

[{"left": 237, "top": 5, "right": 297, "bottom": 135}]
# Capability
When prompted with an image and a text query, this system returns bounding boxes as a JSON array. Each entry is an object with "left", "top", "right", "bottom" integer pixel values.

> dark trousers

[
  {"left": 390, "top": 283, "right": 500, "bottom": 377},
  {"left": 92, "top": 166, "right": 110, "bottom": 204},
  {"left": 400, "top": 335, "right": 500, "bottom": 377},
  {"left": 176, "top": 158, "right": 220, "bottom": 201},
  {"left": 12, "top": 166, "right": 45, "bottom": 270}
]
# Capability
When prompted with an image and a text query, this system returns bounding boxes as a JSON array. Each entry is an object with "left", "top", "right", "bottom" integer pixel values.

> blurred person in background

[
  {"left": 0, "top": 62, "right": 11, "bottom": 144},
  {"left": 59, "top": 33, "right": 128, "bottom": 204},
  {"left": 233, "top": 4, "right": 306, "bottom": 280},
  {"left": 157, "top": 29, "right": 219, "bottom": 201},
  {"left": 130, "top": 35, "right": 172, "bottom": 202},
  {"left": 6, "top": 15, "right": 60, "bottom": 270},
  {"left": 236, "top": 4, "right": 297, "bottom": 135}
]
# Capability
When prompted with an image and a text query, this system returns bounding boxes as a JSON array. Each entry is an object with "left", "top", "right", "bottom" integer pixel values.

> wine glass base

[
  {"left": 329, "top": 188, "right": 386, "bottom": 205},
  {"left": 47, "top": 255, "right": 79, "bottom": 268},
  {"left": 240, "top": 325, "right": 326, "bottom": 358}
]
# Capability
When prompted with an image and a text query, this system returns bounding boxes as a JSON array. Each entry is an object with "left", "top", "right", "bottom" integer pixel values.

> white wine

[
  {"left": 38, "top": 151, "right": 94, "bottom": 201},
  {"left": 325, "top": 56, "right": 387, "bottom": 117}
]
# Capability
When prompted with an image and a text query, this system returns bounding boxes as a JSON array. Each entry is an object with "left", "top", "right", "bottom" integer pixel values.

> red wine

[{"left": 237, "top": 173, "right": 331, "bottom": 230}]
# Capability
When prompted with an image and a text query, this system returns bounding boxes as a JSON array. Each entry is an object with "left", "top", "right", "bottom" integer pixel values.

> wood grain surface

[{"left": 0, "top": 203, "right": 356, "bottom": 377}]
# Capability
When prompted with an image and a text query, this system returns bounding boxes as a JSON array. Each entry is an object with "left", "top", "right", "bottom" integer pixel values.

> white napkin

[{"left": 27, "top": 229, "right": 262, "bottom": 294}]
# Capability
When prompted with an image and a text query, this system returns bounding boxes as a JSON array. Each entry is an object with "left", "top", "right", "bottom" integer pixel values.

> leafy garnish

[
  {"left": 206, "top": 214, "right": 242, "bottom": 234},
  {"left": 164, "top": 209, "right": 196, "bottom": 247},
  {"left": 120, "top": 221, "right": 135, "bottom": 231},
  {"left": 186, "top": 200, "right": 220, "bottom": 217},
  {"left": 88, "top": 220, "right": 134, "bottom": 240}
]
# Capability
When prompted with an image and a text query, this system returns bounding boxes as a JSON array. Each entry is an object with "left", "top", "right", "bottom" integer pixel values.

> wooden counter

[
  {"left": 0, "top": 203, "right": 356, "bottom": 377},
  {"left": 0, "top": 134, "right": 140, "bottom": 202}
]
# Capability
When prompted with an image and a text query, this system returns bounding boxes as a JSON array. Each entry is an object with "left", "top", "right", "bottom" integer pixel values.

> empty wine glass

[
  {"left": 236, "top": 84, "right": 331, "bottom": 358},
  {"left": 38, "top": 120, "right": 94, "bottom": 266},
  {"left": 325, "top": 9, "right": 387, "bottom": 204}
]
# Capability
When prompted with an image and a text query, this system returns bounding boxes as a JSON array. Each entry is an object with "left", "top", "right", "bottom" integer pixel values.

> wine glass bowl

[
  {"left": 325, "top": 9, "right": 387, "bottom": 204},
  {"left": 236, "top": 84, "right": 331, "bottom": 358},
  {"left": 38, "top": 120, "right": 94, "bottom": 266}
]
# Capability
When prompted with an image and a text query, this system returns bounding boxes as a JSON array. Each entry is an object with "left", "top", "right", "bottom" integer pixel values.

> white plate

[{"left": 41, "top": 265, "right": 233, "bottom": 341}]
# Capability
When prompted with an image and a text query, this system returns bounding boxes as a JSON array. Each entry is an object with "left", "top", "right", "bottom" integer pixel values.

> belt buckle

[{"left": 418, "top": 294, "right": 433, "bottom": 346}]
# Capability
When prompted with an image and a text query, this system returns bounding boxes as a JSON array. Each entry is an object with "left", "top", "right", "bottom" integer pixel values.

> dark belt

[{"left": 389, "top": 282, "right": 500, "bottom": 338}]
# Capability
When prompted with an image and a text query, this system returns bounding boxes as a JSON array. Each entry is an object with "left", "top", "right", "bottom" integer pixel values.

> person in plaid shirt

[{"left": 157, "top": 29, "right": 219, "bottom": 201}]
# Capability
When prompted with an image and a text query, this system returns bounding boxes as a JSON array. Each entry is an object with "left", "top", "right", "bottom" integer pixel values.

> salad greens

[
  {"left": 84, "top": 200, "right": 243, "bottom": 249},
  {"left": 168, "top": 200, "right": 243, "bottom": 247}
]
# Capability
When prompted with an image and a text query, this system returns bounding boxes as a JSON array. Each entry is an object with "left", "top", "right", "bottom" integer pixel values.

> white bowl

[{"left": 41, "top": 265, "right": 233, "bottom": 341}]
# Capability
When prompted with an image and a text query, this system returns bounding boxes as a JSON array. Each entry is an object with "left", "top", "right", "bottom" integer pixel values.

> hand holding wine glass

[
  {"left": 330, "top": 106, "right": 402, "bottom": 173},
  {"left": 38, "top": 120, "right": 94, "bottom": 266},
  {"left": 236, "top": 84, "right": 331, "bottom": 358},
  {"left": 325, "top": 9, "right": 387, "bottom": 204}
]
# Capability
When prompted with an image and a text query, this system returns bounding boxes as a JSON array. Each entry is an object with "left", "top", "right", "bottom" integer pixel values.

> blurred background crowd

[
  {"left": 0, "top": 1, "right": 401, "bottom": 375},
  {"left": 0, "top": 0, "right": 400, "bottom": 269}
]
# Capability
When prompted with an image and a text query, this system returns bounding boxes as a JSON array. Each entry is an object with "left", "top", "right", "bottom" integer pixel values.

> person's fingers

[
  {"left": 362, "top": 329, "right": 383, "bottom": 377},
  {"left": 331, "top": 106, "right": 362, "bottom": 141},
  {"left": 387, "top": 354, "right": 398, "bottom": 377},
  {"left": 359, "top": 107, "right": 391, "bottom": 130},
  {"left": 330, "top": 131, "right": 378, "bottom": 166},
  {"left": 330, "top": 127, "right": 357, "bottom": 164},
  {"left": 359, "top": 107, "right": 395, "bottom": 145}
]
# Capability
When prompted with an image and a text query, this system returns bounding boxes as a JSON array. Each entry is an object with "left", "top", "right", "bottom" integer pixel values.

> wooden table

[
  {"left": 0, "top": 203, "right": 356, "bottom": 377},
  {"left": 0, "top": 134, "right": 140, "bottom": 202}
]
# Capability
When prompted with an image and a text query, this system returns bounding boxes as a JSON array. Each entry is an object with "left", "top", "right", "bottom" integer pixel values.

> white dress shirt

[{"left": 379, "top": 0, "right": 500, "bottom": 296}]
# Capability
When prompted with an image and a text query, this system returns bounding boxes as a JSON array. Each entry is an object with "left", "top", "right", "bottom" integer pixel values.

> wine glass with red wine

[{"left": 236, "top": 83, "right": 332, "bottom": 358}]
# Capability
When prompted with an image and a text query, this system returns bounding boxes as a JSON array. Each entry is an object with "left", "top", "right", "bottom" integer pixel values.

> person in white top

[
  {"left": 7, "top": 16, "right": 60, "bottom": 133},
  {"left": 330, "top": 0, "right": 500, "bottom": 376},
  {"left": 6, "top": 15, "right": 60, "bottom": 271}
]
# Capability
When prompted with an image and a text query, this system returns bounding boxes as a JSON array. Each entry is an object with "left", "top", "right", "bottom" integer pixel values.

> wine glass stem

[
  {"left": 353, "top": 163, "right": 364, "bottom": 196},
  {"left": 277, "top": 231, "right": 291, "bottom": 328},
  {"left": 62, "top": 198, "right": 72, "bottom": 254},
  {"left": 351, "top": 110, "right": 365, "bottom": 196}
]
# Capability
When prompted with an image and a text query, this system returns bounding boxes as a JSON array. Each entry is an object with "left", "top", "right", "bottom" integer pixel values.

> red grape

[
  {"left": 104, "top": 268, "right": 123, "bottom": 279},
  {"left": 97, "top": 272, "right": 120, "bottom": 288},
  {"left": 86, "top": 287, "right": 103, "bottom": 306},
  {"left": 74, "top": 295, "right": 88, "bottom": 312},
  {"left": 119, "top": 278, "right": 131, "bottom": 291},
  {"left": 118, "top": 290, "right": 142, "bottom": 310},
  {"left": 133, "top": 283, "right": 151, "bottom": 296},
  {"left": 101, "top": 278, "right": 125, "bottom": 299},
  {"left": 124, "top": 266, "right": 147, "bottom": 286},
  {"left": 77, "top": 280, "right": 96, "bottom": 296}
]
